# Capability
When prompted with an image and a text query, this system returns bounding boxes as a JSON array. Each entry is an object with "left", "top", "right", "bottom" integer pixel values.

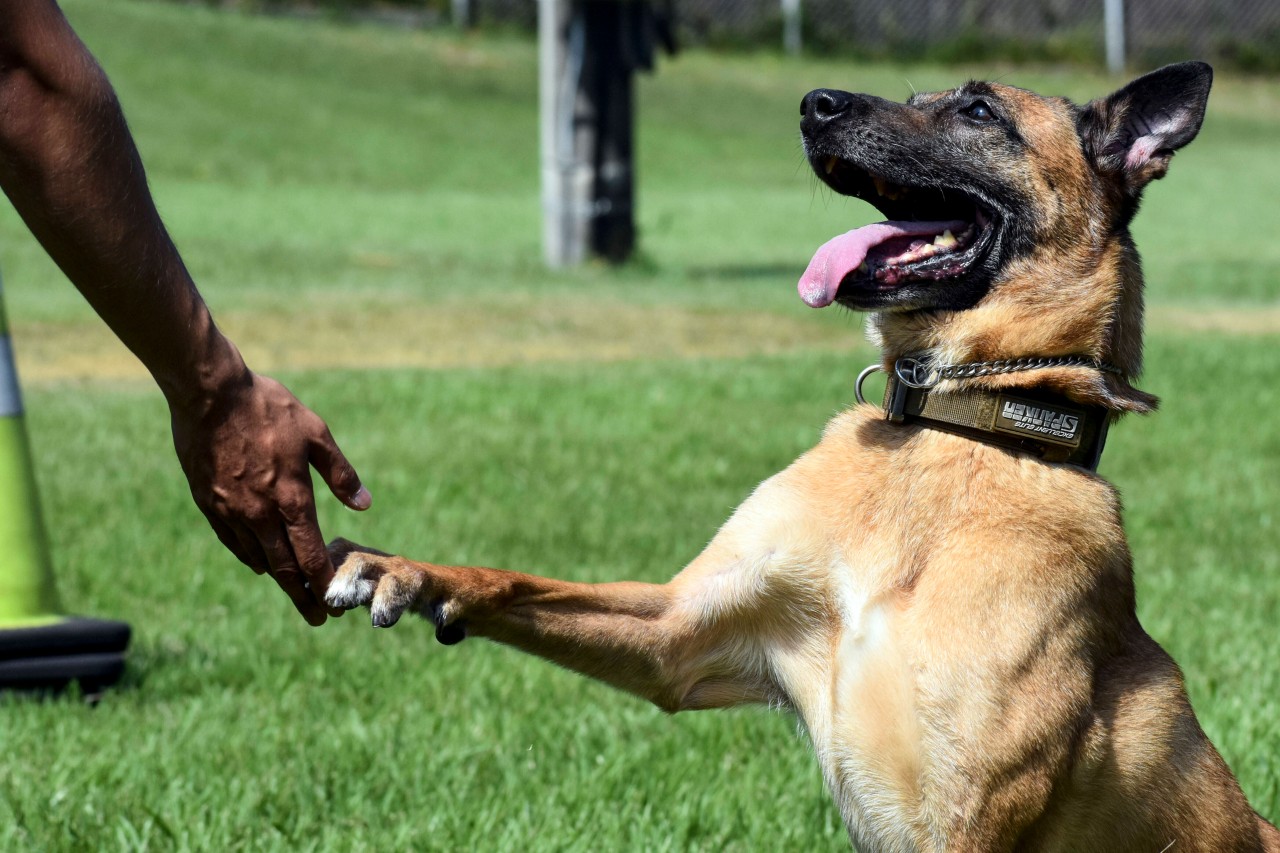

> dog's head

[{"left": 798, "top": 62, "right": 1212, "bottom": 413}]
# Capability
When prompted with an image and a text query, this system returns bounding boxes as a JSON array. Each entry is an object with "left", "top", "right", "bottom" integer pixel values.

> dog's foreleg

[{"left": 325, "top": 537, "right": 783, "bottom": 713}]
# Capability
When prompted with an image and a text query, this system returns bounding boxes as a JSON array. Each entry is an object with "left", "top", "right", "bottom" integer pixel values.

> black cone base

[{"left": 0, "top": 617, "right": 130, "bottom": 694}]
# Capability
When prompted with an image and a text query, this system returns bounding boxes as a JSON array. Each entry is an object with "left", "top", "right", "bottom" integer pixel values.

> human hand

[{"left": 169, "top": 369, "right": 371, "bottom": 625}]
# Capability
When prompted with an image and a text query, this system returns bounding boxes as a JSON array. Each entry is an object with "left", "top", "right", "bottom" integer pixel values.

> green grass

[{"left": 0, "top": 3, "right": 1277, "bottom": 849}]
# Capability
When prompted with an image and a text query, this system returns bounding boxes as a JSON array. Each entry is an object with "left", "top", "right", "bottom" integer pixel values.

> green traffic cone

[{"left": 0, "top": 273, "right": 130, "bottom": 694}]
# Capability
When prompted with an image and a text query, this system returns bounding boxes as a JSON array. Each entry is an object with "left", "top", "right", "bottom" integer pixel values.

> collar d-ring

[{"left": 855, "top": 364, "right": 884, "bottom": 405}]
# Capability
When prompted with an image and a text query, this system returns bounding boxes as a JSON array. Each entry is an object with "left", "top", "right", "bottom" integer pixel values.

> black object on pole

[{"left": 578, "top": 1, "right": 674, "bottom": 262}]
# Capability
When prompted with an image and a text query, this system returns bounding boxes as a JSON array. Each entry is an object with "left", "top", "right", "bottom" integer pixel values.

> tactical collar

[{"left": 856, "top": 355, "right": 1117, "bottom": 471}]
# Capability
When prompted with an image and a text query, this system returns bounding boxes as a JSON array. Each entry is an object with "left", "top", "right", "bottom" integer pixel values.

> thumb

[{"left": 311, "top": 429, "right": 372, "bottom": 511}]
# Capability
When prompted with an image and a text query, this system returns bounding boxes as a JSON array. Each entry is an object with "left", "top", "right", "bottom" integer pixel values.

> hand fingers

[
  {"left": 282, "top": 500, "right": 344, "bottom": 619},
  {"left": 231, "top": 525, "right": 272, "bottom": 576},
  {"left": 257, "top": 526, "right": 327, "bottom": 627},
  {"left": 278, "top": 568, "right": 327, "bottom": 626},
  {"left": 309, "top": 428, "right": 371, "bottom": 512},
  {"left": 199, "top": 508, "right": 266, "bottom": 573}
]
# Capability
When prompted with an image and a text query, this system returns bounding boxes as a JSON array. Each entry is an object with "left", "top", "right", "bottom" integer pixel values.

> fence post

[
  {"left": 539, "top": 1, "right": 650, "bottom": 267},
  {"left": 452, "top": 0, "right": 471, "bottom": 29},
  {"left": 782, "top": 0, "right": 802, "bottom": 56},
  {"left": 538, "top": 0, "right": 586, "bottom": 267},
  {"left": 1104, "top": 0, "right": 1125, "bottom": 74}
]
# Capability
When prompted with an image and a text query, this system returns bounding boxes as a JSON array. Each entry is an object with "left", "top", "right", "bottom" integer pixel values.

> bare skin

[{"left": 0, "top": 0, "right": 370, "bottom": 624}]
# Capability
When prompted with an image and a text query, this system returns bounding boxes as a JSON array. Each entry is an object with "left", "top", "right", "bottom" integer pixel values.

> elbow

[
  {"left": 0, "top": 13, "right": 113, "bottom": 98},
  {"left": 643, "top": 680, "right": 720, "bottom": 715},
  {"left": 650, "top": 687, "right": 688, "bottom": 716},
  {"left": 0, "top": 40, "right": 116, "bottom": 152},
  {"left": 660, "top": 675, "right": 775, "bottom": 713}
]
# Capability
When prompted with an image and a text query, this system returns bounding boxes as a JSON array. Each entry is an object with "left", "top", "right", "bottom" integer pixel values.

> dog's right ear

[{"left": 1078, "top": 61, "right": 1212, "bottom": 195}]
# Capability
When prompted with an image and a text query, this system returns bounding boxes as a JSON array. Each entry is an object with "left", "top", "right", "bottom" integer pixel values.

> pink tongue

[{"left": 797, "top": 220, "right": 967, "bottom": 308}]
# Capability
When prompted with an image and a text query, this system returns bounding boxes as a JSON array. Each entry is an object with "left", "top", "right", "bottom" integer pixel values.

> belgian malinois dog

[{"left": 327, "top": 62, "right": 1280, "bottom": 850}]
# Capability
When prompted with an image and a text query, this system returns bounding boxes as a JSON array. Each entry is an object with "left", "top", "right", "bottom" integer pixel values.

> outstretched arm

[{"left": 0, "top": 1, "right": 369, "bottom": 624}]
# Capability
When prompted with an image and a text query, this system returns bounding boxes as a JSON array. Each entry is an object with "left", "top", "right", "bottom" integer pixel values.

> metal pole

[
  {"left": 538, "top": 0, "right": 560, "bottom": 266},
  {"left": 1104, "top": 0, "right": 1125, "bottom": 74},
  {"left": 782, "top": 0, "right": 802, "bottom": 56},
  {"left": 539, "top": 0, "right": 575, "bottom": 267},
  {"left": 540, "top": 0, "right": 630, "bottom": 268},
  {"left": 452, "top": 0, "right": 471, "bottom": 29},
  {"left": 541, "top": 0, "right": 662, "bottom": 267}
]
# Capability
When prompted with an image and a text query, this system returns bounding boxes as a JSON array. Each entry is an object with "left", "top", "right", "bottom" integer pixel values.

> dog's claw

[{"left": 371, "top": 608, "right": 402, "bottom": 629}]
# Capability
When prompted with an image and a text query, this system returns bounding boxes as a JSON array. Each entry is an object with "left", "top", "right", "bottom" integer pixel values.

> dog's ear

[{"left": 1078, "top": 61, "right": 1212, "bottom": 194}]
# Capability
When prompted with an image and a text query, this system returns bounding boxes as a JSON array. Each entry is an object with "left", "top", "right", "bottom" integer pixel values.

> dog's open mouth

[{"left": 798, "top": 156, "right": 998, "bottom": 309}]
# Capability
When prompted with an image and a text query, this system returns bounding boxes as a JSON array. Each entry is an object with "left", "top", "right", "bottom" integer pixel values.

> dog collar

[{"left": 856, "top": 355, "right": 1115, "bottom": 470}]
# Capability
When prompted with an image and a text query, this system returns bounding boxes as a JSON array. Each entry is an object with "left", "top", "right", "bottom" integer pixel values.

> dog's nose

[{"left": 801, "top": 89, "right": 856, "bottom": 125}]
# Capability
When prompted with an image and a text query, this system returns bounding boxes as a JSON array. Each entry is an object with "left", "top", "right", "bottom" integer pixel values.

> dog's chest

[
  {"left": 765, "top": 551, "right": 930, "bottom": 853},
  {"left": 829, "top": 564, "right": 929, "bottom": 851}
]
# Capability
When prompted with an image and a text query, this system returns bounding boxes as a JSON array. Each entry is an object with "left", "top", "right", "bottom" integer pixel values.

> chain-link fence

[
  {"left": 204, "top": 0, "right": 1280, "bottom": 72},
  {"left": 460, "top": 0, "right": 1279, "bottom": 71}
]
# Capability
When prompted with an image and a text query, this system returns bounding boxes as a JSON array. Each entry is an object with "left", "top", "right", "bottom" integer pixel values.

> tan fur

[{"left": 326, "top": 74, "right": 1279, "bottom": 851}]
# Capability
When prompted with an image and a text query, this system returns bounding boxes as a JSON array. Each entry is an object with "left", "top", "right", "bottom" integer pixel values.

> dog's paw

[
  {"left": 325, "top": 538, "right": 425, "bottom": 628},
  {"left": 325, "top": 552, "right": 379, "bottom": 611}
]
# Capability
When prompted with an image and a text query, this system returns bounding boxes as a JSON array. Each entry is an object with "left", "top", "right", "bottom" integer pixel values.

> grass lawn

[{"left": 1, "top": 2, "right": 1278, "bottom": 849}]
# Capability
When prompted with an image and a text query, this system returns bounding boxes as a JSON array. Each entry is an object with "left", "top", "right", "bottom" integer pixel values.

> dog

[{"left": 326, "top": 62, "right": 1280, "bottom": 851}]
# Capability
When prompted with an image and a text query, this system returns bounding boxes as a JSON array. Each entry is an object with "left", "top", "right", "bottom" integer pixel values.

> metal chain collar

[{"left": 856, "top": 353, "right": 1122, "bottom": 403}]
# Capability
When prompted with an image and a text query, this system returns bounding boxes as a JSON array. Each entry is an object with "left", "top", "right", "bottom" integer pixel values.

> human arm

[{"left": 0, "top": 0, "right": 370, "bottom": 624}]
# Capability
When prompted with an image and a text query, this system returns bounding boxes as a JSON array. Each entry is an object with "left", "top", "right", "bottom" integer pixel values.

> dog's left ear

[{"left": 1078, "top": 61, "right": 1213, "bottom": 194}]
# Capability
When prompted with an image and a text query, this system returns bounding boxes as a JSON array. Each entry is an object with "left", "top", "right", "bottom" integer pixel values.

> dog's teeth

[
  {"left": 824, "top": 156, "right": 838, "bottom": 175},
  {"left": 933, "top": 229, "right": 958, "bottom": 249},
  {"left": 871, "top": 176, "right": 904, "bottom": 200}
]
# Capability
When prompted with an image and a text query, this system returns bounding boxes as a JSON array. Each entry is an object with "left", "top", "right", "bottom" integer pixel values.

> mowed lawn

[{"left": 1, "top": 2, "right": 1278, "bottom": 850}]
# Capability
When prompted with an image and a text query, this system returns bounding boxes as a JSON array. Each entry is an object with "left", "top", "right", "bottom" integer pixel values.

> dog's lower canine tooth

[{"left": 824, "top": 156, "right": 838, "bottom": 175}]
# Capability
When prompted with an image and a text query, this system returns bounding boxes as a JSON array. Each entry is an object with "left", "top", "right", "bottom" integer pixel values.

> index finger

[
  {"left": 282, "top": 498, "right": 344, "bottom": 618},
  {"left": 256, "top": 525, "right": 328, "bottom": 626}
]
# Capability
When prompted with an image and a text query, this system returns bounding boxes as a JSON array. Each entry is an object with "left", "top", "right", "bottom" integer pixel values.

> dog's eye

[{"left": 963, "top": 101, "right": 997, "bottom": 123}]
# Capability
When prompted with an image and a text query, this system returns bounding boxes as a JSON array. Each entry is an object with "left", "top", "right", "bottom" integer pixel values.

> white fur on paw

[{"left": 325, "top": 564, "right": 376, "bottom": 609}]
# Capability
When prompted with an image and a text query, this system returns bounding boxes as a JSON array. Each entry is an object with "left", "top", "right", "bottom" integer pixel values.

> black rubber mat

[
  {"left": 0, "top": 617, "right": 130, "bottom": 692},
  {"left": 0, "top": 616, "right": 131, "bottom": 660},
  {"left": 0, "top": 651, "right": 127, "bottom": 691}
]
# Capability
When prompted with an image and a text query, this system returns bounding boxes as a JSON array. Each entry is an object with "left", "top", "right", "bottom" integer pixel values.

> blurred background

[
  {"left": 1, "top": 1, "right": 1276, "bottom": 849},
  {"left": 209, "top": 0, "right": 1280, "bottom": 72}
]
